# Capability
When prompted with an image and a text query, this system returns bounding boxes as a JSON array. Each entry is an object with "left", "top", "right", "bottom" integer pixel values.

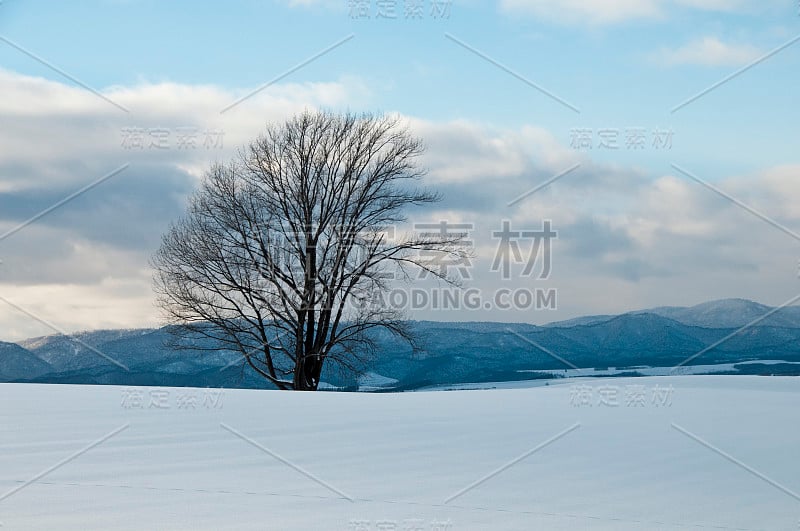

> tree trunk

[{"left": 293, "top": 354, "right": 322, "bottom": 391}]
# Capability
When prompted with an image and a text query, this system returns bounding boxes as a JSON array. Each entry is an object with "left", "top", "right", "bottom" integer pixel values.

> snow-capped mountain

[
  {"left": 641, "top": 298, "right": 800, "bottom": 328},
  {"left": 0, "top": 341, "right": 52, "bottom": 381},
  {"left": 546, "top": 298, "right": 800, "bottom": 329}
]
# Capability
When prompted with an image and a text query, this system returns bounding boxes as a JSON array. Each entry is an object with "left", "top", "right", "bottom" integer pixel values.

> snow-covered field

[{"left": 1, "top": 377, "right": 799, "bottom": 530}]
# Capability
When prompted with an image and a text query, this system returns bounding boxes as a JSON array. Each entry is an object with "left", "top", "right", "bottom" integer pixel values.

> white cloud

[
  {"left": 0, "top": 68, "right": 370, "bottom": 191},
  {"left": 498, "top": 0, "right": 762, "bottom": 25},
  {"left": 0, "top": 278, "right": 158, "bottom": 341},
  {"left": 499, "top": 0, "right": 663, "bottom": 25},
  {"left": 0, "top": 69, "right": 371, "bottom": 339},
  {"left": 653, "top": 37, "right": 762, "bottom": 66},
  {"left": 1, "top": 69, "right": 798, "bottom": 338},
  {"left": 407, "top": 119, "right": 571, "bottom": 183},
  {"left": 673, "top": 0, "right": 747, "bottom": 10}
]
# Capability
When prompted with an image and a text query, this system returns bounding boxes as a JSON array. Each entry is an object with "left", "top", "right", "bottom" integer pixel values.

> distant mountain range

[
  {"left": 2, "top": 298, "right": 799, "bottom": 391},
  {"left": 546, "top": 298, "right": 800, "bottom": 329}
]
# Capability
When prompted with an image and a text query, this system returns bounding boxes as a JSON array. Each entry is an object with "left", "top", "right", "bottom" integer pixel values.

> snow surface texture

[{"left": 1, "top": 377, "right": 798, "bottom": 530}]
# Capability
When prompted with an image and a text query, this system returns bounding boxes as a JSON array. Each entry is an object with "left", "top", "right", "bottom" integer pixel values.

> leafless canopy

[{"left": 152, "top": 110, "right": 466, "bottom": 390}]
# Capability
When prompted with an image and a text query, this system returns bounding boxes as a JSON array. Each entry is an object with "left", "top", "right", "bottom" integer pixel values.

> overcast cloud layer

[
  {"left": 0, "top": 0, "right": 797, "bottom": 340},
  {"left": 0, "top": 65, "right": 797, "bottom": 341}
]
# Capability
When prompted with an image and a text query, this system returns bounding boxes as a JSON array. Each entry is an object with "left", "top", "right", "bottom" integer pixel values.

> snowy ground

[{"left": 1, "top": 377, "right": 799, "bottom": 530}]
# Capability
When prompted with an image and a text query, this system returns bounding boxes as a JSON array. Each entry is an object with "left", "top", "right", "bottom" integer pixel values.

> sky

[{"left": 0, "top": 0, "right": 798, "bottom": 340}]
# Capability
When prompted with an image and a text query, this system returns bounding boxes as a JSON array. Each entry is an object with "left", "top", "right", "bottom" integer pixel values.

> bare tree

[{"left": 152, "top": 110, "right": 467, "bottom": 390}]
